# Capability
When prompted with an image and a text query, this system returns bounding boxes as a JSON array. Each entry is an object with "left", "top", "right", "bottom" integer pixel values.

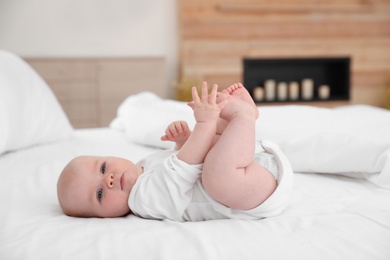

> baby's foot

[
  {"left": 222, "top": 83, "right": 259, "bottom": 119},
  {"left": 216, "top": 91, "right": 256, "bottom": 122},
  {"left": 216, "top": 91, "right": 230, "bottom": 104}
]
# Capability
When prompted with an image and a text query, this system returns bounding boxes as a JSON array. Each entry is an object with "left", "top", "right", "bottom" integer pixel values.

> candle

[
  {"left": 302, "top": 78, "right": 314, "bottom": 100},
  {"left": 253, "top": 86, "right": 264, "bottom": 102},
  {"left": 264, "top": 79, "right": 276, "bottom": 101},
  {"left": 318, "top": 85, "right": 330, "bottom": 100},
  {"left": 277, "top": 82, "right": 288, "bottom": 101},
  {"left": 289, "top": 81, "right": 299, "bottom": 100}
]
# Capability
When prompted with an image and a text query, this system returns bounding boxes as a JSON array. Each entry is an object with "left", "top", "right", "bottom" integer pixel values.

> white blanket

[
  {"left": 1, "top": 128, "right": 390, "bottom": 260},
  {"left": 111, "top": 92, "right": 390, "bottom": 189}
]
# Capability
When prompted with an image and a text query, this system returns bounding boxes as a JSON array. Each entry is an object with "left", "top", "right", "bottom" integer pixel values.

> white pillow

[
  {"left": 0, "top": 50, "right": 73, "bottom": 154},
  {"left": 110, "top": 92, "right": 195, "bottom": 149}
]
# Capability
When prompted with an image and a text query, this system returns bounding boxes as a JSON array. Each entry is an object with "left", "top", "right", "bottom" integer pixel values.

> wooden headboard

[{"left": 26, "top": 57, "right": 166, "bottom": 128}]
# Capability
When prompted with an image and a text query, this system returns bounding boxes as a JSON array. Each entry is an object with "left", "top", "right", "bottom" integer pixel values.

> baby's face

[{"left": 58, "top": 156, "right": 143, "bottom": 218}]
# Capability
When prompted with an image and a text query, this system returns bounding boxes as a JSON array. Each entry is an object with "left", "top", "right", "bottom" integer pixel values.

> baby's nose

[{"left": 105, "top": 173, "right": 114, "bottom": 188}]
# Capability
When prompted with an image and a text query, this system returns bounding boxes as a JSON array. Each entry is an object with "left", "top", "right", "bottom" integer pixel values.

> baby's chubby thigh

[{"left": 201, "top": 160, "right": 277, "bottom": 211}]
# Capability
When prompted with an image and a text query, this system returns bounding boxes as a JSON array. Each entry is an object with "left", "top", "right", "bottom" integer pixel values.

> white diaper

[
  {"left": 206, "top": 139, "right": 294, "bottom": 219},
  {"left": 254, "top": 140, "right": 279, "bottom": 181}
]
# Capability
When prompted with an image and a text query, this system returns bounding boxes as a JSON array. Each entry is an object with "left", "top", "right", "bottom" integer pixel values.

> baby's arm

[
  {"left": 176, "top": 82, "right": 230, "bottom": 165},
  {"left": 161, "top": 121, "right": 191, "bottom": 150}
]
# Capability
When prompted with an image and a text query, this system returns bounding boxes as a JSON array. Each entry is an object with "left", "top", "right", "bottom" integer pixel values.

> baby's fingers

[
  {"left": 173, "top": 121, "right": 184, "bottom": 133},
  {"left": 161, "top": 135, "right": 170, "bottom": 141},
  {"left": 209, "top": 84, "right": 218, "bottom": 104},
  {"left": 179, "top": 121, "right": 189, "bottom": 131},
  {"left": 168, "top": 124, "right": 179, "bottom": 137},
  {"left": 187, "top": 102, "right": 195, "bottom": 111},
  {"left": 191, "top": 86, "right": 200, "bottom": 104},
  {"left": 201, "top": 82, "right": 209, "bottom": 102}
]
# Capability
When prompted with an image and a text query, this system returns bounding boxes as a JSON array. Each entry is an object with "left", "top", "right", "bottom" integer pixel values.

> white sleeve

[{"left": 129, "top": 154, "right": 203, "bottom": 221}]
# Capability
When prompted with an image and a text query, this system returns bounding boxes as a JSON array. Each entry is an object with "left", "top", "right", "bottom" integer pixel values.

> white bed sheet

[{"left": 1, "top": 128, "right": 389, "bottom": 260}]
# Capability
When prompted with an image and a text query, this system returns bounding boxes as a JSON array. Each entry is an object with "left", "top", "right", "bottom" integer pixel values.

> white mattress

[{"left": 1, "top": 128, "right": 389, "bottom": 260}]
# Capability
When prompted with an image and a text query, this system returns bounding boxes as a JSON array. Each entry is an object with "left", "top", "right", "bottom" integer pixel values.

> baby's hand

[
  {"left": 161, "top": 121, "right": 191, "bottom": 149},
  {"left": 188, "top": 82, "right": 230, "bottom": 123}
]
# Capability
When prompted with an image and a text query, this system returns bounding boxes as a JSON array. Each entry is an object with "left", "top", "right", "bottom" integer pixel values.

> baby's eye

[
  {"left": 97, "top": 188, "right": 103, "bottom": 202},
  {"left": 101, "top": 162, "right": 106, "bottom": 174}
]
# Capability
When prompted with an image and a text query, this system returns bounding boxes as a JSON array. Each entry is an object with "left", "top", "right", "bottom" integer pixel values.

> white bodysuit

[{"left": 128, "top": 140, "right": 294, "bottom": 222}]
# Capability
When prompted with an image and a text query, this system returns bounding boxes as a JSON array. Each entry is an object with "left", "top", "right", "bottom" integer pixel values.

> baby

[{"left": 57, "top": 82, "right": 293, "bottom": 221}]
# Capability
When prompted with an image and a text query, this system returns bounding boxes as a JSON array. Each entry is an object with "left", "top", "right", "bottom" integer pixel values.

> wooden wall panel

[
  {"left": 97, "top": 58, "right": 167, "bottom": 126},
  {"left": 178, "top": 0, "right": 390, "bottom": 107},
  {"left": 27, "top": 58, "right": 166, "bottom": 128},
  {"left": 28, "top": 59, "right": 99, "bottom": 128}
]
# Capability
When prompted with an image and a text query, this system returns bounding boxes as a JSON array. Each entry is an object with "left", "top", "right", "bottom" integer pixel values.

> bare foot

[
  {"left": 222, "top": 83, "right": 259, "bottom": 119},
  {"left": 216, "top": 91, "right": 256, "bottom": 122}
]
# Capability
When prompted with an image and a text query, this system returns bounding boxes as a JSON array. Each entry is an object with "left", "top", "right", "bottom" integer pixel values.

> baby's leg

[
  {"left": 210, "top": 83, "right": 260, "bottom": 147},
  {"left": 209, "top": 119, "right": 226, "bottom": 147},
  {"left": 215, "top": 84, "right": 258, "bottom": 135},
  {"left": 209, "top": 92, "right": 230, "bottom": 146},
  {"left": 211, "top": 86, "right": 255, "bottom": 147},
  {"left": 202, "top": 97, "right": 276, "bottom": 210}
]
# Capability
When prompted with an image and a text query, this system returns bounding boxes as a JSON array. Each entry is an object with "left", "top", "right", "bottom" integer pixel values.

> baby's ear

[{"left": 187, "top": 102, "right": 195, "bottom": 111}]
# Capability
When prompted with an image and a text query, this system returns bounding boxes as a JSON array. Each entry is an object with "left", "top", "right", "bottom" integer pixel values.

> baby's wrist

[
  {"left": 195, "top": 114, "right": 220, "bottom": 124},
  {"left": 196, "top": 119, "right": 218, "bottom": 125}
]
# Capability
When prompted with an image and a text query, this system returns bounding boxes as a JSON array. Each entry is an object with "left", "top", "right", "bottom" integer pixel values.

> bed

[{"left": 1, "top": 50, "right": 390, "bottom": 260}]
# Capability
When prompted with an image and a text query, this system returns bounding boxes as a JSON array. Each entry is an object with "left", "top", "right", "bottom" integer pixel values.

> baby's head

[{"left": 57, "top": 156, "right": 142, "bottom": 218}]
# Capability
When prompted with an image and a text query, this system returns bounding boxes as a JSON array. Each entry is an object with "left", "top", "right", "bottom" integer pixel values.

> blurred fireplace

[{"left": 243, "top": 57, "right": 350, "bottom": 103}]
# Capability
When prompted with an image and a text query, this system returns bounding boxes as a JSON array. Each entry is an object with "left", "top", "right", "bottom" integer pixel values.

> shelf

[
  {"left": 257, "top": 100, "right": 350, "bottom": 108},
  {"left": 243, "top": 57, "right": 351, "bottom": 103},
  {"left": 217, "top": 3, "right": 373, "bottom": 14}
]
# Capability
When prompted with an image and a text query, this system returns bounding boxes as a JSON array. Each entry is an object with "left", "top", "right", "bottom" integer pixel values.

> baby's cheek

[
  {"left": 103, "top": 193, "right": 130, "bottom": 217},
  {"left": 112, "top": 193, "right": 130, "bottom": 210}
]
